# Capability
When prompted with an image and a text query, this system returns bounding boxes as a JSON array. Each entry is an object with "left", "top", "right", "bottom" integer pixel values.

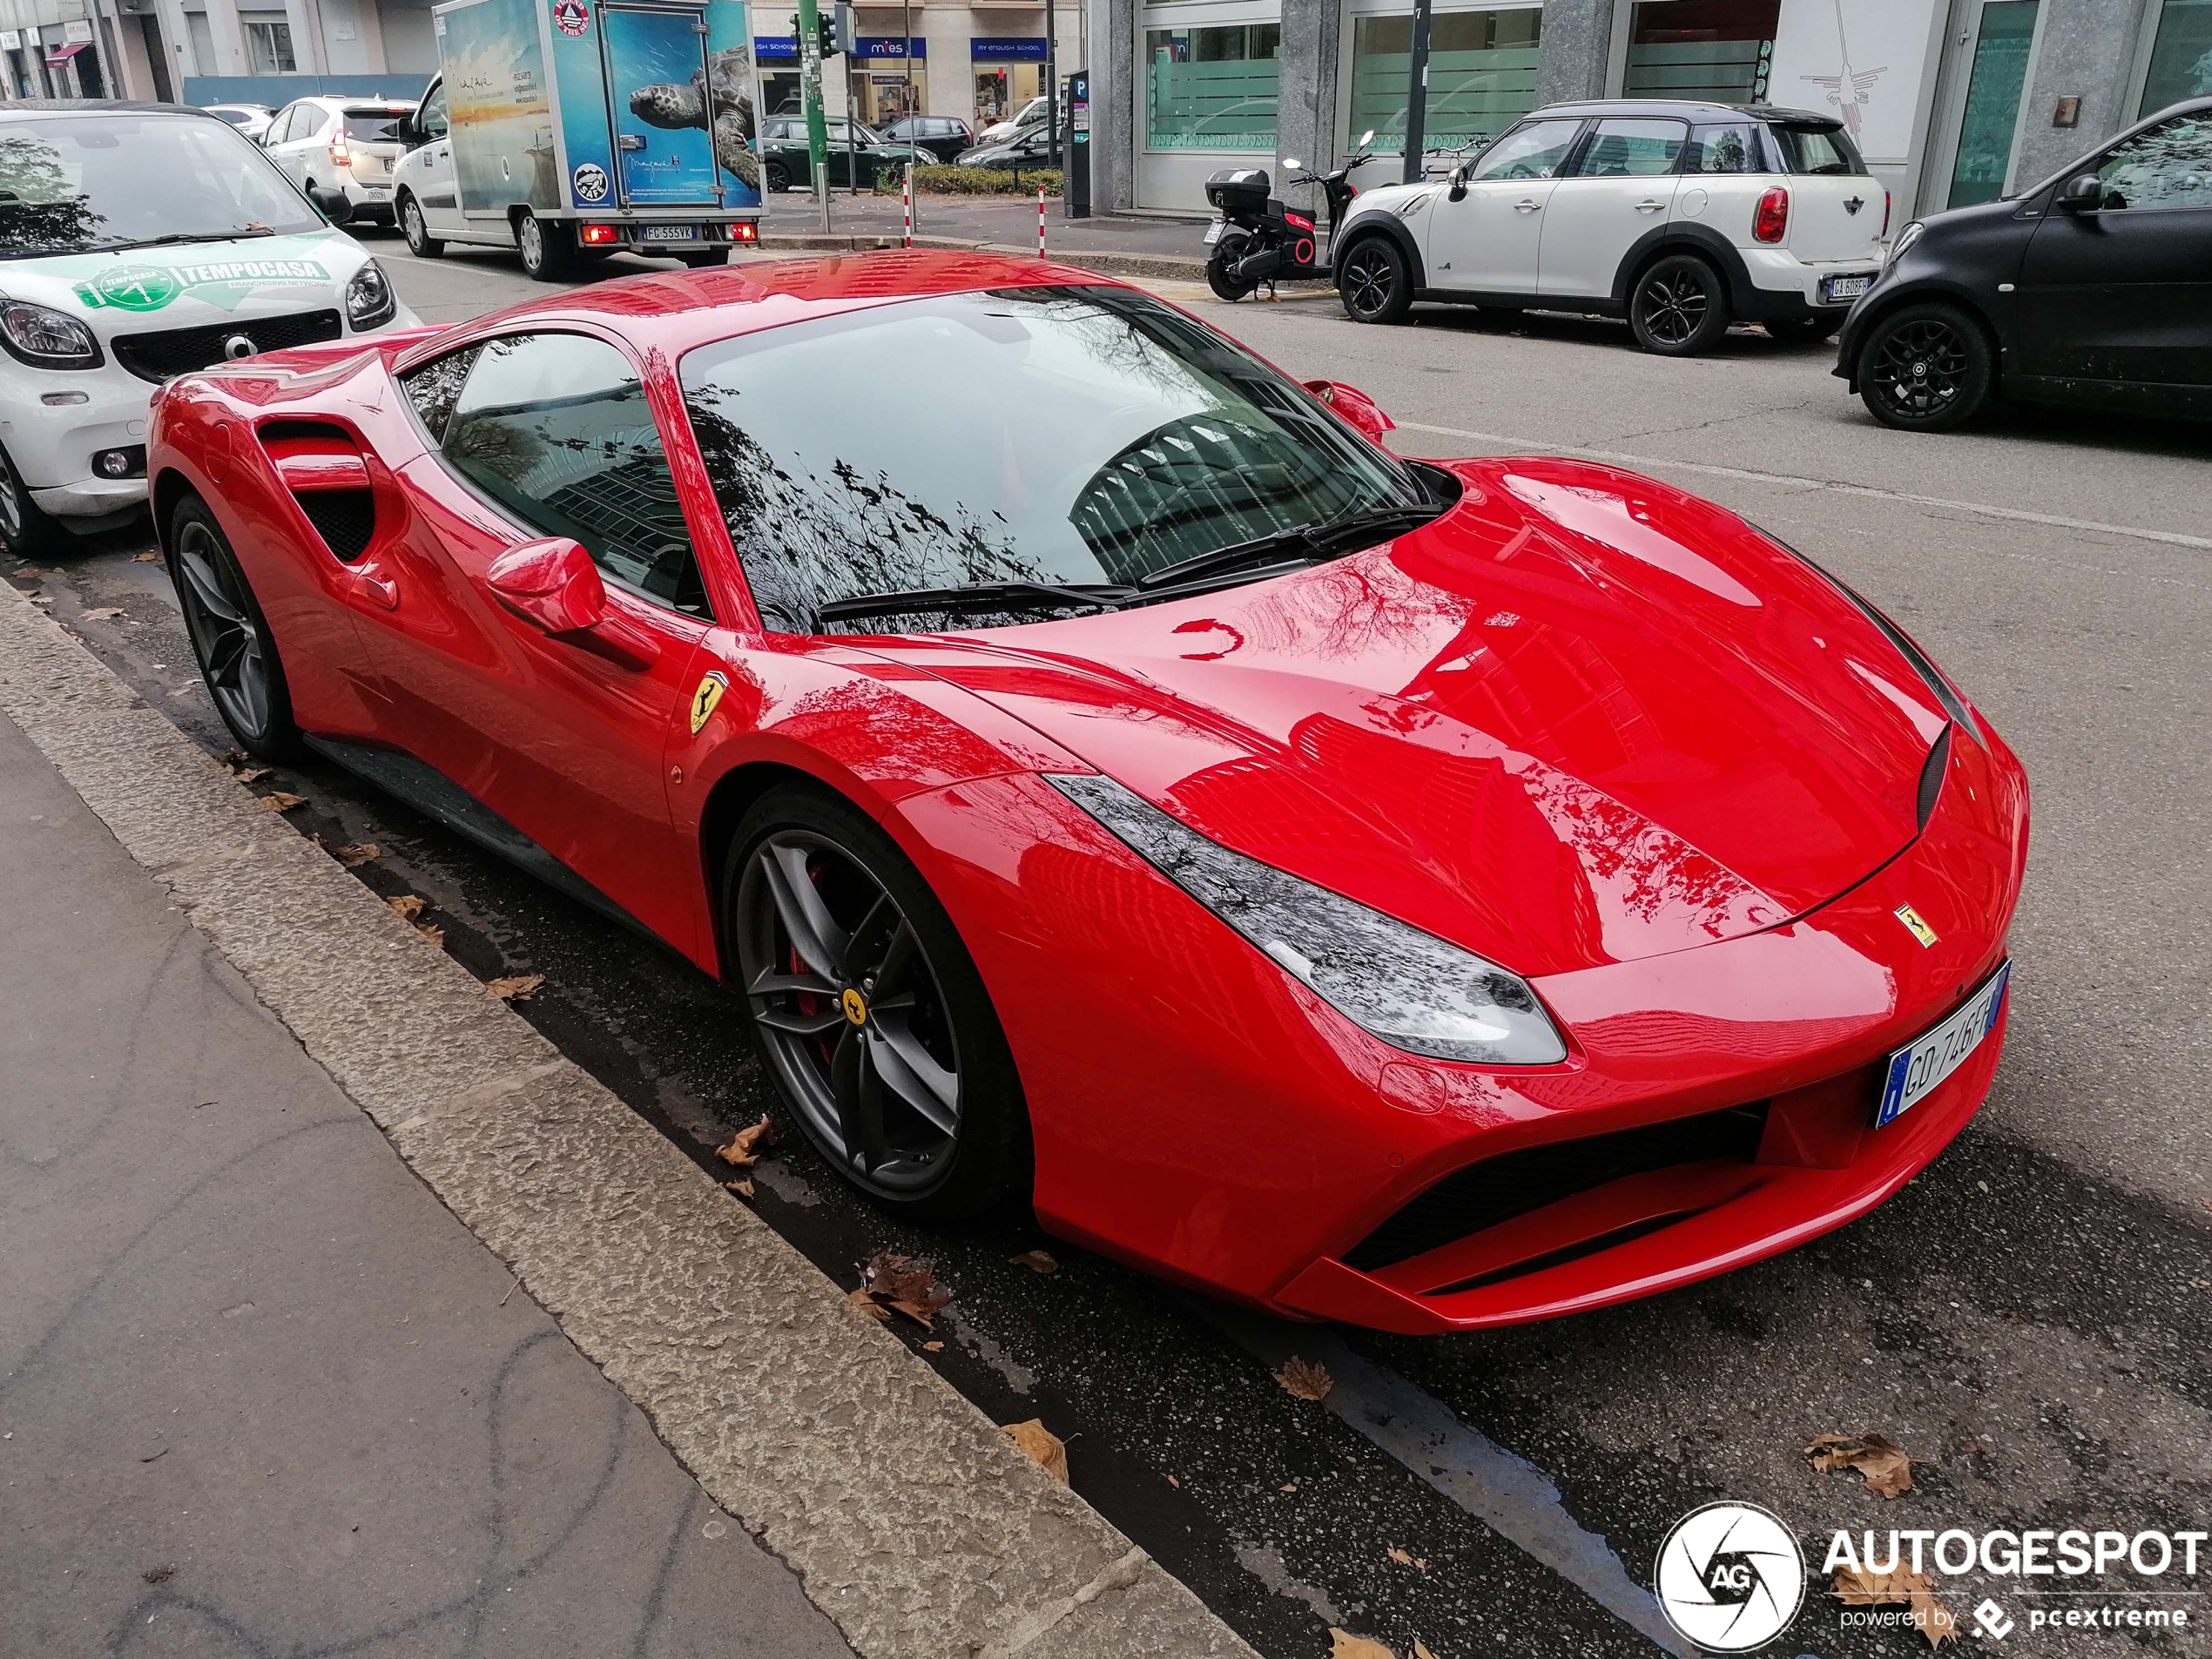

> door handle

[
  {"left": 618, "top": 133, "right": 646, "bottom": 152},
  {"left": 1635, "top": 199, "right": 1665, "bottom": 212},
  {"left": 349, "top": 568, "right": 399, "bottom": 610},
  {"left": 1514, "top": 199, "right": 1541, "bottom": 212}
]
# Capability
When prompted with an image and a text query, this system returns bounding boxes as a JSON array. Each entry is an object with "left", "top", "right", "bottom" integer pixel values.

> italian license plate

[
  {"left": 1203, "top": 219, "right": 1225, "bottom": 245},
  {"left": 1875, "top": 961, "right": 2011, "bottom": 1129},
  {"left": 1824, "top": 273, "right": 1873, "bottom": 303},
  {"left": 644, "top": 225, "right": 700, "bottom": 243}
]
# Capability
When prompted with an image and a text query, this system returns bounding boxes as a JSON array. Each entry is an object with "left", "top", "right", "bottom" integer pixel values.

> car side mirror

[
  {"left": 1447, "top": 164, "right": 1470, "bottom": 202},
  {"left": 307, "top": 183, "right": 354, "bottom": 225},
  {"left": 487, "top": 537, "right": 607, "bottom": 634},
  {"left": 2056, "top": 172, "right": 2103, "bottom": 212},
  {"left": 1304, "top": 379, "right": 1395, "bottom": 443}
]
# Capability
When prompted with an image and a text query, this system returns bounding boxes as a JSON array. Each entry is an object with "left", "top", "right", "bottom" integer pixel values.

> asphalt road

[{"left": 17, "top": 225, "right": 2211, "bottom": 1659}]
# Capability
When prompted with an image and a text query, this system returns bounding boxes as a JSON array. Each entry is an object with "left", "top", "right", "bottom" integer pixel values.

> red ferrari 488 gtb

[{"left": 149, "top": 253, "right": 2027, "bottom": 1334}]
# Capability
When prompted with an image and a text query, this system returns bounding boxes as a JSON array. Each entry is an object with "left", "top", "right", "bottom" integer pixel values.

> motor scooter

[{"left": 1202, "top": 131, "right": 1377, "bottom": 301}]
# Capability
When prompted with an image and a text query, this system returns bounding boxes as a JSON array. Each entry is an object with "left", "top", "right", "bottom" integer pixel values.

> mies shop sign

[{"left": 754, "top": 34, "right": 1042, "bottom": 60}]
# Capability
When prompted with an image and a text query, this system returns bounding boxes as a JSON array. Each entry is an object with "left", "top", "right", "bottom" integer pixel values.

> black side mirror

[
  {"left": 1447, "top": 164, "right": 1469, "bottom": 203},
  {"left": 2056, "top": 172, "right": 2103, "bottom": 212},
  {"left": 308, "top": 184, "right": 354, "bottom": 225}
]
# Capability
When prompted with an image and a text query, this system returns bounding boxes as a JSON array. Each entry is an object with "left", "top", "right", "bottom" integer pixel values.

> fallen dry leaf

[
  {"left": 80, "top": 606, "right": 124, "bottom": 621},
  {"left": 1009, "top": 1249, "right": 1059, "bottom": 1273},
  {"left": 1831, "top": 1564, "right": 1956, "bottom": 1647},
  {"left": 1280, "top": 1482, "right": 1298, "bottom": 1494},
  {"left": 132, "top": 551, "right": 162, "bottom": 563},
  {"left": 1329, "top": 1631, "right": 1397, "bottom": 1659},
  {"left": 723, "top": 1177, "right": 755, "bottom": 1199},
  {"left": 233, "top": 766, "right": 271, "bottom": 784},
  {"left": 1166, "top": 1474, "right": 1179, "bottom": 1488},
  {"left": 386, "top": 894, "right": 426, "bottom": 921},
  {"left": 858, "top": 1249, "right": 953, "bottom": 1328},
  {"left": 10, "top": 565, "right": 51, "bottom": 578},
  {"left": 485, "top": 974, "right": 545, "bottom": 1001},
  {"left": 922, "top": 1340, "right": 943, "bottom": 1352},
  {"left": 1387, "top": 1548, "right": 1428, "bottom": 1571},
  {"left": 1413, "top": 1645, "right": 1437, "bottom": 1659},
  {"left": 332, "top": 841, "right": 380, "bottom": 868},
  {"left": 1807, "top": 1432, "right": 1917, "bottom": 1499},
  {"left": 415, "top": 923, "right": 446, "bottom": 948},
  {"left": 1000, "top": 1419, "right": 1069, "bottom": 1485},
  {"left": 716, "top": 1116, "right": 773, "bottom": 1168},
  {"left": 1276, "top": 1357, "right": 1334, "bottom": 1402},
  {"left": 843, "top": 1286, "right": 891, "bottom": 1322},
  {"left": 260, "top": 792, "right": 307, "bottom": 813}
]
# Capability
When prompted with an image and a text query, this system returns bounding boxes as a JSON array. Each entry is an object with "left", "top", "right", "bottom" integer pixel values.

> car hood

[
  {"left": 0, "top": 229, "right": 375, "bottom": 340},
  {"left": 865, "top": 457, "right": 1952, "bottom": 978}
]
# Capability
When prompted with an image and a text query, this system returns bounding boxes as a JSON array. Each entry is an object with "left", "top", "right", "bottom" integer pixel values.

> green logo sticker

[{"left": 74, "top": 257, "right": 332, "bottom": 313}]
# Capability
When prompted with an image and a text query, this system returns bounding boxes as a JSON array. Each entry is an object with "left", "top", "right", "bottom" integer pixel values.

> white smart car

[
  {"left": 0, "top": 101, "right": 417, "bottom": 553},
  {"left": 1329, "top": 100, "right": 1888, "bottom": 354}
]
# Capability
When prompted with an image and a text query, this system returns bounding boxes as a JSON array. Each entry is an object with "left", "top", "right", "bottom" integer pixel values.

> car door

[
  {"left": 1423, "top": 117, "right": 1584, "bottom": 295},
  {"left": 411, "top": 78, "right": 463, "bottom": 233},
  {"left": 370, "top": 330, "right": 716, "bottom": 953},
  {"left": 1538, "top": 116, "right": 1687, "bottom": 299},
  {"left": 2015, "top": 111, "right": 2212, "bottom": 389},
  {"left": 264, "top": 102, "right": 307, "bottom": 181}
]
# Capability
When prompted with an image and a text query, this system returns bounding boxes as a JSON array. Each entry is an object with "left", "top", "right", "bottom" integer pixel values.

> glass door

[{"left": 1941, "top": 0, "right": 2038, "bottom": 209}]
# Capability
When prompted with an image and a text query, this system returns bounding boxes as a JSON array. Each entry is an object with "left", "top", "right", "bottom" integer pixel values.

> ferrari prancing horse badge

[{"left": 690, "top": 671, "right": 728, "bottom": 735}]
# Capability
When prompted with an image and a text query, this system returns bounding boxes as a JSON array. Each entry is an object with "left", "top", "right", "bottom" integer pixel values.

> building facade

[
  {"left": 1084, "top": 0, "right": 2212, "bottom": 218},
  {"left": 764, "top": 2, "right": 1088, "bottom": 132}
]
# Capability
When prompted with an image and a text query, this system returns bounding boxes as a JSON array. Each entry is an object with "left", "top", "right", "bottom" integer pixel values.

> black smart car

[{"left": 1837, "top": 97, "right": 2212, "bottom": 431}]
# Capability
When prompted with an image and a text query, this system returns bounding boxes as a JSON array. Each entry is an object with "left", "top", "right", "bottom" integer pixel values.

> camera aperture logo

[{"left": 1656, "top": 1501, "right": 1807, "bottom": 1651}]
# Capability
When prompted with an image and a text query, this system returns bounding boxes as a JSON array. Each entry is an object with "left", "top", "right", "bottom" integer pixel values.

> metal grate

[
  {"left": 297, "top": 489, "right": 375, "bottom": 563},
  {"left": 111, "top": 308, "right": 344, "bottom": 384},
  {"left": 1342, "top": 1102, "right": 1770, "bottom": 1271}
]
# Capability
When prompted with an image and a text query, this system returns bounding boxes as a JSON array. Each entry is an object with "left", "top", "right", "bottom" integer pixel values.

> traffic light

[{"left": 818, "top": 10, "right": 836, "bottom": 57}]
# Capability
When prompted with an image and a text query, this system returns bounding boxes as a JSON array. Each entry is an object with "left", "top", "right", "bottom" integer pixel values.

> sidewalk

[{"left": 0, "top": 709, "right": 857, "bottom": 1659}]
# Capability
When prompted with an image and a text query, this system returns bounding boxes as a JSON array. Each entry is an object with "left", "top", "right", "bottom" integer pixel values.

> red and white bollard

[
  {"left": 903, "top": 165, "right": 914, "bottom": 249},
  {"left": 1037, "top": 185, "right": 1046, "bottom": 258}
]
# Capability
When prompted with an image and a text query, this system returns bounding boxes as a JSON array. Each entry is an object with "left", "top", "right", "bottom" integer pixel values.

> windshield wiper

[
  {"left": 110, "top": 227, "right": 278, "bottom": 251},
  {"left": 815, "top": 579, "right": 1136, "bottom": 627},
  {"left": 1134, "top": 503, "right": 1440, "bottom": 593}
]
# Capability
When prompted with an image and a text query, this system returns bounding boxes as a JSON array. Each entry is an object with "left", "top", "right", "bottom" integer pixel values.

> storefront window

[
  {"left": 2140, "top": 0, "right": 2212, "bottom": 116},
  {"left": 1345, "top": 7, "right": 1540, "bottom": 156},
  {"left": 1623, "top": 0, "right": 1778, "bottom": 105},
  {"left": 1144, "top": 23, "right": 1280, "bottom": 152}
]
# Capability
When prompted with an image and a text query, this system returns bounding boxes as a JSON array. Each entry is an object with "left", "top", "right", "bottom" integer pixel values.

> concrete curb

[{"left": 0, "top": 582, "right": 1263, "bottom": 1659}]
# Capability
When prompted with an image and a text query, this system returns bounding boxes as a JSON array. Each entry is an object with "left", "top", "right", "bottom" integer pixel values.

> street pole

[
  {"left": 901, "top": 0, "right": 916, "bottom": 232},
  {"left": 1045, "top": 0, "right": 1059, "bottom": 168},
  {"left": 796, "top": 0, "right": 832, "bottom": 229},
  {"left": 1400, "top": 0, "right": 1431, "bottom": 185}
]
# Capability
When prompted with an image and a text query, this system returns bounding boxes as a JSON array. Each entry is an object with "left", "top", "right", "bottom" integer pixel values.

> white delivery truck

[{"left": 389, "top": 0, "right": 763, "bottom": 280}]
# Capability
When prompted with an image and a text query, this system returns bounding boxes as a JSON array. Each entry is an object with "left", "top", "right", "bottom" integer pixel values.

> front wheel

[
  {"left": 515, "top": 211, "right": 574, "bottom": 281},
  {"left": 399, "top": 192, "right": 443, "bottom": 259},
  {"left": 1338, "top": 237, "right": 1412, "bottom": 325},
  {"left": 0, "top": 442, "right": 65, "bottom": 558},
  {"left": 1856, "top": 302, "right": 1993, "bottom": 432},
  {"left": 168, "top": 496, "right": 301, "bottom": 763},
  {"left": 726, "top": 784, "right": 1030, "bottom": 1220},
  {"left": 765, "top": 159, "right": 792, "bottom": 192},
  {"left": 1629, "top": 253, "right": 1731, "bottom": 355}
]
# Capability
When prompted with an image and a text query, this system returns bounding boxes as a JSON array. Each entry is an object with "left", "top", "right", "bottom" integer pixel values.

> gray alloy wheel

[
  {"left": 1630, "top": 253, "right": 1730, "bottom": 355},
  {"left": 170, "top": 501, "right": 299, "bottom": 760},
  {"left": 737, "top": 826, "right": 966, "bottom": 1196},
  {"left": 401, "top": 192, "right": 443, "bottom": 259},
  {"left": 1338, "top": 238, "right": 1411, "bottom": 324},
  {"left": 516, "top": 211, "right": 570, "bottom": 282}
]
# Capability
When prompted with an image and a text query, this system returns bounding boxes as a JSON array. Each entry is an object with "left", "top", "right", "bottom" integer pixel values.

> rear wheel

[
  {"left": 1765, "top": 313, "right": 1843, "bottom": 344},
  {"left": 1629, "top": 253, "right": 1730, "bottom": 355},
  {"left": 0, "top": 442, "right": 65, "bottom": 558},
  {"left": 765, "top": 159, "right": 792, "bottom": 192},
  {"left": 400, "top": 192, "right": 444, "bottom": 259},
  {"left": 726, "top": 784, "right": 1029, "bottom": 1221},
  {"left": 1338, "top": 237, "right": 1413, "bottom": 325},
  {"left": 1206, "top": 232, "right": 1258, "bottom": 302},
  {"left": 1857, "top": 302, "right": 1993, "bottom": 432},
  {"left": 515, "top": 210, "right": 574, "bottom": 282},
  {"left": 168, "top": 496, "right": 301, "bottom": 763}
]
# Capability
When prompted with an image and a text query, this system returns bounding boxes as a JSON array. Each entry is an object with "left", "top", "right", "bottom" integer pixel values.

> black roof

[{"left": 1534, "top": 99, "right": 1844, "bottom": 127}]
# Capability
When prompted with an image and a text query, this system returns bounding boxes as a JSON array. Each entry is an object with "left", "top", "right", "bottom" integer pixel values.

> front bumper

[
  {"left": 907, "top": 708, "right": 2028, "bottom": 1333},
  {"left": 0, "top": 368, "right": 153, "bottom": 519}
]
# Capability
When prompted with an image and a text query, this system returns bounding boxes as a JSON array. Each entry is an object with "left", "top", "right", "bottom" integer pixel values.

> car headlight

[
  {"left": 344, "top": 258, "right": 395, "bottom": 330},
  {"left": 1045, "top": 772, "right": 1568, "bottom": 1066},
  {"left": 0, "top": 300, "right": 101, "bottom": 369},
  {"left": 1887, "top": 220, "right": 1924, "bottom": 261}
]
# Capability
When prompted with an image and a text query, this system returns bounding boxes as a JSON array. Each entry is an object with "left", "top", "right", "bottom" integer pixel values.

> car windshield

[
  {"left": 0, "top": 113, "right": 320, "bottom": 259},
  {"left": 342, "top": 109, "right": 408, "bottom": 141},
  {"left": 680, "top": 285, "right": 1432, "bottom": 633},
  {"left": 1770, "top": 122, "right": 1865, "bottom": 175}
]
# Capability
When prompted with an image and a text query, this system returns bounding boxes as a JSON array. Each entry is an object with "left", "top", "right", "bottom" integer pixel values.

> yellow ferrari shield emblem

[
  {"left": 840, "top": 987, "right": 868, "bottom": 1026},
  {"left": 689, "top": 671, "right": 728, "bottom": 736},
  {"left": 1894, "top": 904, "right": 1939, "bottom": 948}
]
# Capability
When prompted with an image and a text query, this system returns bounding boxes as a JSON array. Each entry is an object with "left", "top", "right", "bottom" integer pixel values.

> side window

[
  {"left": 268, "top": 104, "right": 298, "bottom": 142},
  {"left": 423, "top": 334, "right": 711, "bottom": 618},
  {"left": 1469, "top": 119, "right": 1583, "bottom": 182},
  {"left": 1687, "top": 123, "right": 1757, "bottom": 174},
  {"left": 399, "top": 342, "right": 481, "bottom": 443},
  {"left": 1574, "top": 118, "right": 1687, "bottom": 178},
  {"left": 2095, "top": 115, "right": 2212, "bottom": 211},
  {"left": 420, "top": 84, "right": 448, "bottom": 140}
]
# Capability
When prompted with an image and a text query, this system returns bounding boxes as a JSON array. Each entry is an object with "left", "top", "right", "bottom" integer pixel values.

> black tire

[
  {"left": 1629, "top": 253, "right": 1731, "bottom": 355},
  {"left": 765, "top": 159, "right": 792, "bottom": 193},
  {"left": 725, "top": 783, "right": 1030, "bottom": 1221},
  {"left": 0, "top": 442, "right": 67, "bottom": 558},
  {"left": 399, "top": 191, "right": 444, "bottom": 259},
  {"left": 1338, "top": 236, "right": 1413, "bottom": 325},
  {"left": 167, "top": 495, "right": 301, "bottom": 763},
  {"left": 1205, "top": 233, "right": 1258, "bottom": 301},
  {"left": 1856, "top": 301, "right": 1993, "bottom": 433},
  {"left": 678, "top": 248, "right": 732, "bottom": 268},
  {"left": 515, "top": 210, "right": 574, "bottom": 282},
  {"left": 1764, "top": 313, "right": 1842, "bottom": 344}
]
